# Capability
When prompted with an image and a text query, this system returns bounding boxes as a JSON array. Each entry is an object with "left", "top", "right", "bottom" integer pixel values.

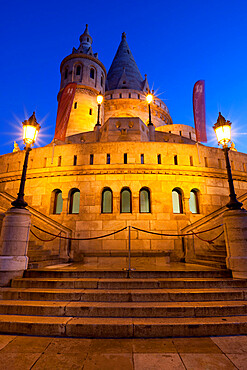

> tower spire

[{"left": 106, "top": 32, "right": 144, "bottom": 91}]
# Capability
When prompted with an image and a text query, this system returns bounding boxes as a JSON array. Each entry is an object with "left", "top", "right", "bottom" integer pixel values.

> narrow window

[
  {"left": 90, "top": 68, "right": 95, "bottom": 79},
  {"left": 58, "top": 156, "right": 62, "bottom": 166},
  {"left": 74, "top": 102, "right": 77, "bottom": 109},
  {"left": 190, "top": 156, "right": 193, "bottom": 166},
  {"left": 43, "top": 157, "right": 47, "bottom": 167},
  {"left": 53, "top": 190, "right": 63, "bottom": 214},
  {"left": 121, "top": 188, "right": 132, "bottom": 213},
  {"left": 243, "top": 163, "right": 246, "bottom": 172},
  {"left": 140, "top": 188, "right": 151, "bottom": 213},
  {"left": 138, "top": 94, "right": 140, "bottom": 99},
  {"left": 101, "top": 75, "right": 104, "bottom": 86},
  {"left": 73, "top": 155, "right": 77, "bottom": 166},
  {"left": 110, "top": 94, "right": 113, "bottom": 99},
  {"left": 101, "top": 188, "right": 113, "bottom": 213},
  {"left": 6, "top": 163, "right": 9, "bottom": 172},
  {"left": 172, "top": 188, "right": 183, "bottom": 214},
  {"left": 64, "top": 68, "right": 68, "bottom": 79},
  {"left": 204, "top": 157, "right": 208, "bottom": 167},
  {"left": 218, "top": 159, "right": 222, "bottom": 169},
  {"left": 189, "top": 189, "right": 199, "bottom": 214},
  {"left": 174, "top": 155, "right": 178, "bottom": 165},
  {"left": 89, "top": 108, "right": 92, "bottom": 115},
  {"left": 69, "top": 189, "right": 80, "bottom": 214},
  {"left": 231, "top": 160, "right": 235, "bottom": 170},
  {"left": 87, "top": 37, "right": 89, "bottom": 42},
  {"left": 179, "top": 131, "right": 182, "bottom": 136},
  {"left": 169, "top": 131, "right": 171, "bottom": 133},
  {"left": 189, "top": 132, "right": 192, "bottom": 139},
  {"left": 124, "top": 153, "right": 127, "bottom": 164},
  {"left": 129, "top": 93, "right": 131, "bottom": 98},
  {"left": 141, "top": 154, "right": 144, "bottom": 164},
  {"left": 157, "top": 154, "right": 161, "bottom": 164},
  {"left": 76, "top": 65, "right": 81, "bottom": 75},
  {"left": 90, "top": 154, "right": 94, "bottom": 165},
  {"left": 119, "top": 93, "right": 122, "bottom": 98},
  {"left": 106, "top": 154, "right": 110, "bottom": 164}
]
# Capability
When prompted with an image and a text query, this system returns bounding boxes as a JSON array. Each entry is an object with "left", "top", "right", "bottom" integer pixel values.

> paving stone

[
  {"left": 32, "top": 352, "right": 87, "bottom": 369},
  {"left": 180, "top": 353, "right": 237, "bottom": 369},
  {"left": 211, "top": 335, "right": 247, "bottom": 353},
  {"left": 226, "top": 353, "right": 247, "bottom": 369},
  {"left": 132, "top": 338, "right": 176, "bottom": 353},
  {"left": 0, "top": 352, "right": 41, "bottom": 370},
  {"left": 0, "top": 335, "right": 52, "bottom": 353},
  {"left": 83, "top": 353, "right": 133, "bottom": 370},
  {"left": 172, "top": 337, "right": 222, "bottom": 353},
  {"left": 0, "top": 335, "right": 16, "bottom": 350},
  {"left": 89, "top": 338, "right": 132, "bottom": 353},
  {"left": 134, "top": 353, "right": 185, "bottom": 370},
  {"left": 46, "top": 337, "right": 92, "bottom": 354}
]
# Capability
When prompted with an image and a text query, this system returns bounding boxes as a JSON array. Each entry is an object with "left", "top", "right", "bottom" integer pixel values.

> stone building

[{"left": 1, "top": 25, "right": 247, "bottom": 267}]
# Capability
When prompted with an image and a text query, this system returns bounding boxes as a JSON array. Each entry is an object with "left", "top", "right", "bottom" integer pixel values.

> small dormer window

[
  {"left": 76, "top": 65, "right": 81, "bottom": 75},
  {"left": 90, "top": 68, "right": 95, "bottom": 79},
  {"left": 87, "top": 37, "right": 89, "bottom": 42},
  {"left": 65, "top": 68, "right": 68, "bottom": 79}
]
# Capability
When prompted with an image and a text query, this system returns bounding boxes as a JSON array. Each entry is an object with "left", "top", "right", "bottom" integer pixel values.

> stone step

[
  {"left": 0, "top": 300, "right": 246, "bottom": 318},
  {"left": 11, "top": 277, "right": 247, "bottom": 290},
  {"left": 196, "top": 254, "right": 226, "bottom": 263},
  {"left": 28, "top": 258, "right": 62, "bottom": 269},
  {"left": 24, "top": 268, "right": 231, "bottom": 279},
  {"left": 188, "top": 259, "right": 227, "bottom": 269},
  {"left": 0, "top": 314, "right": 246, "bottom": 337},
  {"left": 1, "top": 287, "right": 246, "bottom": 302}
]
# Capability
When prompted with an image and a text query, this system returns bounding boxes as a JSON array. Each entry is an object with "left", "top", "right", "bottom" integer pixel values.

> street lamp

[
  {"left": 96, "top": 92, "right": 104, "bottom": 126},
  {"left": 213, "top": 112, "right": 242, "bottom": 210},
  {"left": 11, "top": 112, "right": 41, "bottom": 209},
  {"left": 146, "top": 93, "right": 153, "bottom": 126}
]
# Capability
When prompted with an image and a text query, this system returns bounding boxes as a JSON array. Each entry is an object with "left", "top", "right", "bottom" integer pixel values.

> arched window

[
  {"left": 76, "top": 65, "right": 81, "bottom": 75},
  {"left": 64, "top": 67, "right": 68, "bottom": 79},
  {"left": 90, "top": 68, "right": 95, "bottom": 79},
  {"left": 53, "top": 189, "right": 63, "bottom": 214},
  {"left": 189, "top": 189, "right": 199, "bottom": 214},
  {"left": 69, "top": 189, "right": 80, "bottom": 214},
  {"left": 172, "top": 188, "right": 183, "bottom": 214},
  {"left": 101, "top": 188, "right": 113, "bottom": 213},
  {"left": 101, "top": 75, "right": 104, "bottom": 87},
  {"left": 120, "top": 187, "right": 132, "bottom": 213},
  {"left": 140, "top": 188, "right": 151, "bottom": 213}
]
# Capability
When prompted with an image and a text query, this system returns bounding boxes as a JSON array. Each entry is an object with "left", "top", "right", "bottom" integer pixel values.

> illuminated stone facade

[{"left": 0, "top": 25, "right": 247, "bottom": 263}]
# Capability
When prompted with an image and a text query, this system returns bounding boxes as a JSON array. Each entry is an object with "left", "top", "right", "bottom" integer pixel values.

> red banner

[
  {"left": 54, "top": 83, "right": 77, "bottom": 141},
  {"left": 193, "top": 80, "right": 207, "bottom": 142}
]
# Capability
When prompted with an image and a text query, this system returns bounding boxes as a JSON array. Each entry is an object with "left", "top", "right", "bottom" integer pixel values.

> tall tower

[{"left": 58, "top": 25, "right": 106, "bottom": 137}]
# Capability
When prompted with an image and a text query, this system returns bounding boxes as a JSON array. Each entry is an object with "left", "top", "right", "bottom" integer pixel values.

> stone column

[
  {"left": 0, "top": 207, "right": 31, "bottom": 286},
  {"left": 148, "top": 124, "right": 155, "bottom": 142},
  {"left": 223, "top": 208, "right": 247, "bottom": 279}
]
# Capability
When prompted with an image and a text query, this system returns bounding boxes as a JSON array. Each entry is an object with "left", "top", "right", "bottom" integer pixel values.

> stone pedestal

[
  {"left": 223, "top": 208, "right": 247, "bottom": 279},
  {"left": 0, "top": 207, "right": 31, "bottom": 286}
]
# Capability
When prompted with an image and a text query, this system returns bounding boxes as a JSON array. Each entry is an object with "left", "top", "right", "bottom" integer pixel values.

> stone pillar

[
  {"left": 148, "top": 125, "right": 155, "bottom": 142},
  {"left": 0, "top": 207, "right": 31, "bottom": 286},
  {"left": 223, "top": 208, "right": 247, "bottom": 279}
]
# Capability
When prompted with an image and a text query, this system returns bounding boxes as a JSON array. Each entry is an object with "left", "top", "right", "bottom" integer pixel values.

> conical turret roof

[{"left": 106, "top": 32, "right": 144, "bottom": 91}]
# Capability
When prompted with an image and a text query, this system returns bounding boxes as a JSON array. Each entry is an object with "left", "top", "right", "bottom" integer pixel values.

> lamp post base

[{"left": 223, "top": 208, "right": 247, "bottom": 279}]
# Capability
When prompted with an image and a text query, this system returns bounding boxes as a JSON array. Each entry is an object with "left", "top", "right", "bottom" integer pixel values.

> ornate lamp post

[
  {"left": 11, "top": 112, "right": 40, "bottom": 209},
  {"left": 213, "top": 112, "right": 242, "bottom": 210},
  {"left": 146, "top": 93, "right": 153, "bottom": 126},
  {"left": 96, "top": 92, "right": 104, "bottom": 126}
]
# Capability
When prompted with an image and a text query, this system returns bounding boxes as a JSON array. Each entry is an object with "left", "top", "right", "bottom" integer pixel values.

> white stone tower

[{"left": 58, "top": 25, "right": 106, "bottom": 137}]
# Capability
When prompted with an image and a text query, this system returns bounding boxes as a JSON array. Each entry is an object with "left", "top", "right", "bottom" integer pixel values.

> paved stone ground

[{"left": 0, "top": 334, "right": 246, "bottom": 369}]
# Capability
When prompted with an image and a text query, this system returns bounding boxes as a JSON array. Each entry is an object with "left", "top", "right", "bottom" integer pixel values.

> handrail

[{"left": 181, "top": 191, "right": 247, "bottom": 234}]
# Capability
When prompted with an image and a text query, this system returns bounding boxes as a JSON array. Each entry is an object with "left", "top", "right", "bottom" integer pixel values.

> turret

[{"left": 57, "top": 25, "right": 106, "bottom": 137}]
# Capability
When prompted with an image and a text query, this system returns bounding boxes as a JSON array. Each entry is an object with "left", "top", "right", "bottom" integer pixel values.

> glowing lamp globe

[
  {"left": 213, "top": 112, "right": 232, "bottom": 147},
  {"left": 146, "top": 93, "right": 153, "bottom": 104},
  {"left": 22, "top": 112, "right": 41, "bottom": 146},
  {"left": 96, "top": 93, "right": 104, "bottom": 105}
]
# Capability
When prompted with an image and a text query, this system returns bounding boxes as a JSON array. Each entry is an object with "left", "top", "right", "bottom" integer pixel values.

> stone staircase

[
  {"left": 27, "top": 242, "right": 65, "bottom": 269},
  {"left": 0, "top": 267, "right": 246, "bottom": 338},
  {"left": 187, "top": 244, "right": 227, "bottom": 270}
]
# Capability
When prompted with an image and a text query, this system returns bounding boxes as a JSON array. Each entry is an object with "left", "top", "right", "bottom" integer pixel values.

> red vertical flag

[
  {"left": 54, "top": 83, "right": 77, "bottom": 141},
  {"left": 193, "top": 80, "right": 207, "bottom": 142}
]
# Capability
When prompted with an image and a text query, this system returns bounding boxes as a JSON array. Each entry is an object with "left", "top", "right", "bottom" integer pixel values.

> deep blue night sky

[{"left": 1, "top": 0, "right": 247, "bottom": 155}]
